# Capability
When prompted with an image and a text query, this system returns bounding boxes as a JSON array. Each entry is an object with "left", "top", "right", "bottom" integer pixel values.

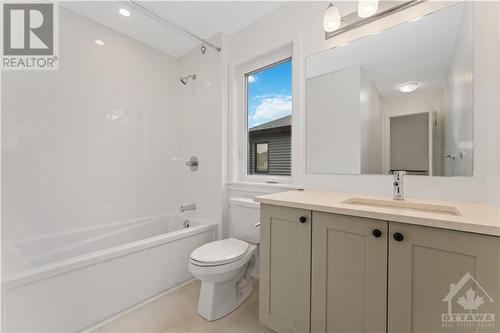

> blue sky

[{"left": 247, "top": 59, "right": 292, "bottom": 128}]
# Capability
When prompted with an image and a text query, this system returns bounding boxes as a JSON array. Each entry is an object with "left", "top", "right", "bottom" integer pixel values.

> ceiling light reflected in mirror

[
  {"left": 119, "top": 8, "right": 131, "bottom": 17},
  {"left": 397, "top": 82, "right": 420, "bottom": 93}
]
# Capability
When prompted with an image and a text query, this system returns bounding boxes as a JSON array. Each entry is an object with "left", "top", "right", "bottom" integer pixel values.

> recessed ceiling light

[
  {"left": 119, "top": 8, "right": 131, "bottom": 17},
  {"left": 397, "top": 82, "right": 420, "bottom": 93},
  {"left": 94, "top": 39, "right": 105, "bottom": 46},
  {"left": 409, "top": 16, "right": 423, "bottom": 23}
]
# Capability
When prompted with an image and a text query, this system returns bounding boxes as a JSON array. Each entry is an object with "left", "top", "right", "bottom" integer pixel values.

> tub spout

[{"left": 180, "top": 204, "right": 196, "bottom": 213}]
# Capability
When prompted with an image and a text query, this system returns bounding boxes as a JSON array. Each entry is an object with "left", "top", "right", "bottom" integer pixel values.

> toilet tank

[{"left": 229, "top": 197, "right": 260, "bottom": 244}]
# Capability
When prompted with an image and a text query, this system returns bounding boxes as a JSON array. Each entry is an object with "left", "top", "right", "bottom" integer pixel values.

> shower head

[{"left": 180, "top": 74, "right": 196, "bottom": 85}]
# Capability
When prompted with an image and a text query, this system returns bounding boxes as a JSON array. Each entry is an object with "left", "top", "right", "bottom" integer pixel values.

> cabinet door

[
  {"left": 259, "top": 204, "right": 311, "bottom": 333},
  {"left": 311, "top": 212, "right": 388, "bottom": 333},
  {"left": 388, "top": 222, "right": 500, "bottom": 333}
]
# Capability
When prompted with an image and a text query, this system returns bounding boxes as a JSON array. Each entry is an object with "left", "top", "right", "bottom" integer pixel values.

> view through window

[{"left": 246, "top": 58, "right": 292, "bottom": 176}]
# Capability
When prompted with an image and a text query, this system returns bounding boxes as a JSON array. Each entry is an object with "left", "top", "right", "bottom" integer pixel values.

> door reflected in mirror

[{"left": 306, "top": 2, "right": 473, "bottom": 176}]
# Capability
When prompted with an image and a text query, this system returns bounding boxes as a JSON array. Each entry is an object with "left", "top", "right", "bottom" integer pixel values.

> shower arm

[{"left": 128, "top": 0, "right": 222, "bottom": 53}]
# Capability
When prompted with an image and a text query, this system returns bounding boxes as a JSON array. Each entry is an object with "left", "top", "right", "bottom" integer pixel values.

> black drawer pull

[{"left": 393, "top": 232, "right": 405, "bottom": 242}]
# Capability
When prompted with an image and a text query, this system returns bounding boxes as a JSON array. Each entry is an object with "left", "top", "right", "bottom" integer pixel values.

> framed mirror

[{"left": 306, "top": 2, "right": 473, "bottom": 176}]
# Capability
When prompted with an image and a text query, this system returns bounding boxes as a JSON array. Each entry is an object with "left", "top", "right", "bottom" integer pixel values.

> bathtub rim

[{"left": 2, "top": 221, "right": 218, "bottom": 290}]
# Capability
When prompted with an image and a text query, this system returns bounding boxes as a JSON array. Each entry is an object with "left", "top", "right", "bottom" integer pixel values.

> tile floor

[{"left": 92, "top": 279, "right": 265, "bottom": 333}]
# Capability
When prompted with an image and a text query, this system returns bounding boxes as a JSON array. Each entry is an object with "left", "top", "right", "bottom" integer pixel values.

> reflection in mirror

[{"left": 306, "top": 3, "right": 473, "bottom": 176}]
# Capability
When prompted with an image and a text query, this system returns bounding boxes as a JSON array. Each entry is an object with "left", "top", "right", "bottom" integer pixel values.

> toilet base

[{"left": 197, "top": 276, "right": 254, "bottom": 321}]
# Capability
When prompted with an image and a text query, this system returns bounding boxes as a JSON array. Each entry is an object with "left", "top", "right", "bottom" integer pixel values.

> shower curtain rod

[{"left": 128, "top": 0, "right": 222, "bottom": 53}]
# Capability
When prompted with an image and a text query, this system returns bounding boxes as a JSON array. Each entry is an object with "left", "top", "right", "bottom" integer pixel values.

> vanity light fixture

[
  {"left": 358, "top": 0, "right": 379, "bottom": 18},
  {"left": 397, "top": 82, "right": 420, "bottom": 93},
  {"left": 325, "top": 0, "right": 422, "bottom": 40},
  {"left": 119, "top": 8, "right": 131, "bottom": 17},
  {"left": 94, "top": 39, "right": 105, "bottom": 46},
  {"left": 323, "top": 3, "right": 341, "bottom": 32}
]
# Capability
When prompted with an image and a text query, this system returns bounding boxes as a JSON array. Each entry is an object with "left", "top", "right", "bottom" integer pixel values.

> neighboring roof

[{"left": 249, "top": 115, "right": 291, "bottom": 132}]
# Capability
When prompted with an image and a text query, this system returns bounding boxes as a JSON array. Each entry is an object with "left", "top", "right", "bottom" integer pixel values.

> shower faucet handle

[{"left": 185, "top": 156, "right": 199, "bottom": 171}]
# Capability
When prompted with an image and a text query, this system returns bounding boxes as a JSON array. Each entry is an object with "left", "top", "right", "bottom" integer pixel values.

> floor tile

[{"left": 98, "top": 279, "right": 265, "bottom": 333}]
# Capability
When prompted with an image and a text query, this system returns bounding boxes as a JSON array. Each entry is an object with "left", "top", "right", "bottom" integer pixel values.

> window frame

[
  {"left": 234, "top": 45, "right": 293, "bottom": 184},
  {"left": 254, "top": 141, "right": 270, "bottom": 174}
]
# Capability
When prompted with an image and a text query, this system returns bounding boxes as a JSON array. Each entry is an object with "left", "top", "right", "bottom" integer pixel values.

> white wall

[
  {"left": 305, "top": 66, "right": 382, "bottom": 175},
  {"left": 306, "top": 66, "right": 361, "bottom": 174},
  {"left": 178, "top": 34, "right": 227, "bottom": 231},
  {"left": 227, "top": 1, "right": 499, "bottom": 208},
  {"left": 360, "top": 69, "right": 383, "bottom": 174},
  {"left": 1, "top": 9, "right": 182, "bottom": 241},
  {"left": 444, "top": 3, "right": 474, "bottom": 177}
]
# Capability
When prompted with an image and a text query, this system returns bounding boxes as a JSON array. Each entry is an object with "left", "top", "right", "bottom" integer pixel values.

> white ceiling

[
  {"left": 61, "top": 1, "right": 285, "bottom": 58},
  {"left": 307, "top": 3, "right": 468, "bottom": 100}
]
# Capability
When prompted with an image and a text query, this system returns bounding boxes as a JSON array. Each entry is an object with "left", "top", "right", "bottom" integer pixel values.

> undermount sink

[{"left": 342, "top": 198, "right": 462, "bottom": 216}]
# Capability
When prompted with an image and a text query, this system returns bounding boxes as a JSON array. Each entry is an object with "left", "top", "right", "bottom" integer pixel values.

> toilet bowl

[
  {"left": 189, "top": 197, "right": 260, "bottom": 321},
  {"left": 189, "top": 238, "right": 257, "bottom": 321}
]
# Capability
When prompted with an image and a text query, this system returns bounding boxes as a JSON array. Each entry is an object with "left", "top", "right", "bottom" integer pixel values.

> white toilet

[{"left": 189, "top": 197, "right": 260, "bottom": 321}]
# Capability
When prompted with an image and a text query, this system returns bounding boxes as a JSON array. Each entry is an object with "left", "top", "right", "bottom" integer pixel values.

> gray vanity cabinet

[
  {"left": 311, "top": 212, "right": 388, "bottom": 333},
  {"left": 259, "top": 204, "right": 311, "bottom": 333},
  {"left": 388, "top": 222, "right": 500, "bottom": 333},
  {"left": 260, "top": 204, "right": 500, "bottom": 333}
]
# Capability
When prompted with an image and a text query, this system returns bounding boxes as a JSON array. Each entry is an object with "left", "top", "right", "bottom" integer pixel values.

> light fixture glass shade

[
  {"left": 323, "top": 3, "right": 341, "bottom": 32},
  {"left": 358, "top": 0, "right": 379, "bottom": 18}
]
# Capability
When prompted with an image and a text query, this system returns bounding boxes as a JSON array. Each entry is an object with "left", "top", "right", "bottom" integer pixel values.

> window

[
  {"left": 246, "top": 58, "right": 292, "bottom": 177},
  {"left": 255, "top": 142, "right": 269, "bottom": 173}
]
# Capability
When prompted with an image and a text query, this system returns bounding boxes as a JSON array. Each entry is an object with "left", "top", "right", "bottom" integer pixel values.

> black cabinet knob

[
  {"left": 299, "top": 216, "right": 307, "bottom": 223},
  {"left": 393, "top": 232, "right": 405, "bottom": 242},
  {"left": 372, "top": 229, "right": 382, "bottom": 238}
]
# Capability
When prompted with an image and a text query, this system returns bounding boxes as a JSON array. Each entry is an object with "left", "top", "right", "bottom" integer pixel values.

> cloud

[
  {"left": 247, "top": 75, "right": 257, "bottom": 83},
  {"left": 251, "top": 95, "right": 291, "bottom": 126}
]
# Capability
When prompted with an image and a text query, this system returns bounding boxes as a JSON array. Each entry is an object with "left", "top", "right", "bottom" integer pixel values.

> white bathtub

[{"left": 1, "top": 214, "right": 217, "bottom": 332}]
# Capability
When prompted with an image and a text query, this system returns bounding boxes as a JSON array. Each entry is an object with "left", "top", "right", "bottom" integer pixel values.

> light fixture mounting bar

[
  {"left": 325, "top": 0, "right": 424, "bottom": 40},
  {"left": 127, "top": 0, "right": 222, "bottom": 52}
]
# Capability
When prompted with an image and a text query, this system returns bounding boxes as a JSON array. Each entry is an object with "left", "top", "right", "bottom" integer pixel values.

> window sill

[{"left": 227, "top": 181, "right": 303, "bottom": 194}]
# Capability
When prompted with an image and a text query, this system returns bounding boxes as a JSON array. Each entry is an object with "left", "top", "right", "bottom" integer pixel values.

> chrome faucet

[
  {"left": 393, "top": 171, "right": 406, "bottom": 201},
  {"left": 179, "top": 204, "right": 196, "bottom": 213}
]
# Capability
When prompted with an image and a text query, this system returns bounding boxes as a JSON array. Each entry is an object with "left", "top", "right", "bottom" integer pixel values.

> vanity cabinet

[
  {"left": 259, "top": 204, "right": 311, "bottom": 333},
  {"left": 311, "top": 212, "right": 388, "bottom": 333},
  {"left": 259, "top": 205, "right": 500, "bottom": 333},
  {"left": 388, "top": 222, "right": 500, "bottom": 333}
]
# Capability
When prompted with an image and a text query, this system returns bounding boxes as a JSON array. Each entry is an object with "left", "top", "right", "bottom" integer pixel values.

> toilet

[{"left": 189, "top": 197, "right": 260, "bottom": 321}]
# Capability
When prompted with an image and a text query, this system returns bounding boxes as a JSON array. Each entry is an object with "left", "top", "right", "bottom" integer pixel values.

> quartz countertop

[{"left": 254, "top": 190, "right": 500, "bottom": 237}]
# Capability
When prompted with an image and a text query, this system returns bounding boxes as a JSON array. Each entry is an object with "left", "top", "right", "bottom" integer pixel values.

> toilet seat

[{"left": 190, "top": 238, "right": 249, "bottom": 267}]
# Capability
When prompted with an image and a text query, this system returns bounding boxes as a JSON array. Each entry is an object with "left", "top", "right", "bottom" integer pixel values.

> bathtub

[{"left": 1, "top": 214, "right": 217, "bottom": 332}]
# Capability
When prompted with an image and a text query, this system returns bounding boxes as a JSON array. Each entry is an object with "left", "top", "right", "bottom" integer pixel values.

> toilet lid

[{"left": 190, "top": 238, "right": 249, "bottom": 266}]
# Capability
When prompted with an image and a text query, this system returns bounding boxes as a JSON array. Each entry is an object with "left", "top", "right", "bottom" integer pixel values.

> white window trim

[{"left": 231, "top": 44, "right": 294, "bottom": 185}]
